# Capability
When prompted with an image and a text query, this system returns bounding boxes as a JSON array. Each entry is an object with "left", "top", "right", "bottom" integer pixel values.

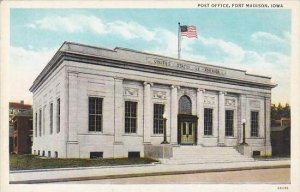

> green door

[{"left": 180, "top": 122, "right": 195, "bottom": 145}]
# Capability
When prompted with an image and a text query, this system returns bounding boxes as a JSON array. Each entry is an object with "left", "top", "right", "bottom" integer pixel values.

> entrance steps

[{"left": 163, "top": 146, "right": 254, "bottom": 165}]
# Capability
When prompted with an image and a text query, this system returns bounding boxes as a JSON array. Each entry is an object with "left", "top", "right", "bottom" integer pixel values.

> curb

[
  {"left": 10, "top": 164, "right": 290, "bottom": 184},
  {"left": 10, "top": 162, "right": 159, "bottom": 173}
]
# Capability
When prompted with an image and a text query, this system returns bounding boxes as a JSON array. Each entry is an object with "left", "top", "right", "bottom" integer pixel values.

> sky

[{"left": 9, "top": 8, "right": 291, "bottom": 105}]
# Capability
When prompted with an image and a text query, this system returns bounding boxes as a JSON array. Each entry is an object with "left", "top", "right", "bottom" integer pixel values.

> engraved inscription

[{"left": 147, "top": 57, "right": 226, "bottom": 76}]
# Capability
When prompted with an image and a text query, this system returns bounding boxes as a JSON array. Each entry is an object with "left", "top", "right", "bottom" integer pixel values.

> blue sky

[{"left": 10, "top": 8, "right": 291, "bottom": 104}]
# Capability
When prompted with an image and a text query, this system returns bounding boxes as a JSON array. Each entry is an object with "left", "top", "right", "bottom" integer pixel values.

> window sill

[
  {"left": 225, "top": 136, "right": 237, "bottom": 139},
  {"left": 202, "top": 136, "right": 217, "bottom": 138},
  {"left": 151, "top": 134, "right": 165, "bottom": 137}
]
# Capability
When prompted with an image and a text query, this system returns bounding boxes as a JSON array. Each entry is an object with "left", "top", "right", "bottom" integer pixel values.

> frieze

[
  {"left": 124, "top": 87, "right": 139, "bottom": 97},
  {"left": 153, "top": 90, "right": 167, "bottom": 100},
  {"left": 147, "top": 57, "right": 226, "bottom": 76},
  {"left": 204, "top": 96, "right": 215, "bottom": 105},
  {"left": 225, "top": 99, "right": 236, "bottom": 107},
  {"left": 250, "top": 100, "right": 260, "bottom": 108}
]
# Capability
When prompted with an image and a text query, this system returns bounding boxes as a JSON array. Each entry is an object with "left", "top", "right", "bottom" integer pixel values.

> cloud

[
  {"left": 28, "top": 15, "right": 156, "bottom": 42},
  {"left": 23, "top": 15, "right": 290, "bottom": 103},
  {"left": 250, "top": 31, "right": 290, "bottom": 54},
  {"left": 9, "top": 46, "right": 57, "bottom": 104}
]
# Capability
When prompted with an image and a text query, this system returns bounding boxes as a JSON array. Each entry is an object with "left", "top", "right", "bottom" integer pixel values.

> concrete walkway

[{"left": 10, "top": 159, "right": 290, "bottom": 184}]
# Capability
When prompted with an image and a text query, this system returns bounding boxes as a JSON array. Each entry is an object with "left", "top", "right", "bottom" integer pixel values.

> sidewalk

[{"left": 10, "top": 159, "right": 290, "bottom": 184}]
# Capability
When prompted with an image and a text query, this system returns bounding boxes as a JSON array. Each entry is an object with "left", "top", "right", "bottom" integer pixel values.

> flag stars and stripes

[{"left": 180, "top": 25, "right": 198, "bottom": 38}]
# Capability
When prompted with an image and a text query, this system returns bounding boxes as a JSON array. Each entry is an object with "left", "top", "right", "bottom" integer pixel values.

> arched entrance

[{"left": 178, "top": 95, "right": 198, "bottom": 145}]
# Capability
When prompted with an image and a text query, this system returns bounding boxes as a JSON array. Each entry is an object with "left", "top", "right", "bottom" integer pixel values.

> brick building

[
  {"left": 9, "top": 101, "right": 32, "bottom": 153},
  {"left": 30, "top": 42, "right": 276, "bottom": 159},
  {"left": 12, "top": 109, "right": 33, "bottom": 154}
]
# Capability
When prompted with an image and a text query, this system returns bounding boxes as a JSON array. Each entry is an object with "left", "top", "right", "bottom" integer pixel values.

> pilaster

[
  {"left": 218, "top": 91, "right": 226, "bottom": 145},
  {"left": 238, "top": 94, "right": 247, "bottom": 144},
  {"left": 170, "top": 85, "right": 179, "bottom": 144},
  {"left": 143, "top": 82, "right": 152, "bottom": 144},
  {"left": 197, "top": 88, "right": 205, "bottom": 145},
  {"left": 113, "top": 77, "right": 124, "bottom": 157}
]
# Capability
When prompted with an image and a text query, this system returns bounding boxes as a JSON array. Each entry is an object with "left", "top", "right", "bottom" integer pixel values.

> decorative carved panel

[
  {"left": 204, "top": 96, "right": 215, "bottom": 105},
  {"left": 225, "top": 99, "right": 236, "bottom": 107},
  {"left": 250, "top": 100, "right": 260, "bottom": 108},
  {"left": 124, "top": 87, "right": 139, "bottom": 97},
  {"left": 153, "top": 90, "right": 167, "bottom": 100}
]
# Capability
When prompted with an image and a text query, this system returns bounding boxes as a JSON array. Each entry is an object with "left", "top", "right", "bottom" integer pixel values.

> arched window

[{"left": 178, "top": 95, "right": 192, "bottom": 114}]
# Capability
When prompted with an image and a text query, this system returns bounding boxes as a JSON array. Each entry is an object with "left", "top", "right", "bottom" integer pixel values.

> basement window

[
  {"left": 253, "top": 151, "right": 261, "bottom": 157},
  {"left": 128, "top": 151, "right": 140, "bottom": 158},
  {"left": 90, "top": 152, "right": 103, "bottom": 159},
  {"left": 55, "top": 151, "right": 58, "bottom": 158}
]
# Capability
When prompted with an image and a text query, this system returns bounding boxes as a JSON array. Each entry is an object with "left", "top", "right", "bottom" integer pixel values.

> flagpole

[{"left": 178, "top": 22, "right": 181, "bottom": 59}]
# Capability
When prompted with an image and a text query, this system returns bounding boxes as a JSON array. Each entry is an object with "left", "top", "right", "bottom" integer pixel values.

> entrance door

[{"left": 180, "top": 122, "right": 195, "bottom": 145}]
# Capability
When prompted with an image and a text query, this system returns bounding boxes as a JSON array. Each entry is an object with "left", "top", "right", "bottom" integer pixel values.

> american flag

[{"left": 180, "top": 25, "right": 197, "bottom": 38}]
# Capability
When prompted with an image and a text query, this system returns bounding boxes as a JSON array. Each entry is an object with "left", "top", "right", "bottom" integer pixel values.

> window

[
  {"left": 88, "top": 97, "right": 103, "bottom": 132},
  {"left": 50, "top": 103, "right": 53, "bottom": 134},
  {"left": 125, "top": 101, "right": 137, "bottom": 133},
  {"left": 57, "top": 98, "right": 60, "bottom": 133},
  {"left": 128, "top": 152, "right": 140, "bottom": 158},
  {"left": 42, "top": 151, "right": 45, "bottom": 156},
  {"left": 153, "top": 104, "right": 164, "bottom": 134},
  {"left": 55, "top": 151, "right": 58, "bottom": 158},
  {"left": 35, "top": 112, "right": 37, "bottom": 137},
  {"left": 43, "top": 105, "right": 46, "bottom": 135},
  {"left": 39, "top": 109, "right": 42, "bottom": 136},
  {"left": 178, "top": 95, "right": 192, "bottom": 114},
  {"left": 90, "top": 152, "right": 103, "bottom": 159},
  {"left": 251, "top": 111, "right": 259, "bottom": 137},
  {"left": 38, "top": 150, "right": 40, "bottom": 156},
  {"left": 225, "top": 110, "right": 234, "bottom": 136},
  {"left": 204, "top": 108, "right": 213, "bottom": 136},
  {"left": 48, "top": 151, "right": 51, "bottom": 157}
]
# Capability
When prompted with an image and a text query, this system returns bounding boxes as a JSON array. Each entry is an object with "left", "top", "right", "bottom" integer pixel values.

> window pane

[
  {"left": 204, "top": 108, "right": 213, "bottom": 136},
  {"left": 225, "top": 110, "right": 234, "bottom": 136},
  {"left": 89, "top": 115, "right": 95, "bottom": 131},
  {"left": 125, "top": 101, "right": 137, "bottom": 133},
  {"left": 153, "top": 104, "right": 164, "bottom": 134},
  {"left": 251, "top": 111, "right": 259, "bottom": 137},
  {"left": 96, "top": 116, "right": 102, "bottom": 131}
]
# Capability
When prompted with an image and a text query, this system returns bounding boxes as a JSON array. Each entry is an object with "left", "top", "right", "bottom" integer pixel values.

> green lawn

[{"left": 10, "top": 154, "right": 158, "bottom": 171}]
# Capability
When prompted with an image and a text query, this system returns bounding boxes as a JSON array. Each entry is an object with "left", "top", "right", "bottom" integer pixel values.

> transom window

[
  {"left": 153, "top": 104, "right": 164, "bottom": 134},
  {"left": 88, "top": 97, "right": 103, "bottom": 132},
  {"left": 125, "top": 101, "right": 137, "bottom": 133},
  {"left": 179, "top": 95, "right": 192, "bottom": 114},
  {"left": 251, "top": 111, "right": 259, "bottom": 137},
  {"left": 204, "top": 108, "right": 213, "bottom": 136},
  {"left": 225, "top": 110, "right": 234, "bottom": 136}
]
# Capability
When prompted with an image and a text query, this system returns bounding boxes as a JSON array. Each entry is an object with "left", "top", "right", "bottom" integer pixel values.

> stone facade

[{"left": 30, "top": 42, "right": 276, "bottom": 158}]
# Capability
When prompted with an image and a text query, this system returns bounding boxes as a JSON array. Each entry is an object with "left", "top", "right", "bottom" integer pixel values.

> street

[{"left": 55, "top": 168, "right": 290, "bottom": 184}]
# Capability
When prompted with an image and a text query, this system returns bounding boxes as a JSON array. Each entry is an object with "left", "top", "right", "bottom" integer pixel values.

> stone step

[{"left": 163, "top": 146, "right": 254, "bottom": 164}]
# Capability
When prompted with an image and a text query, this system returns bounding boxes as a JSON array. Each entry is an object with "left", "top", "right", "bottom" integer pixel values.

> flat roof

[{"left": 30, "top": 41, "right": 277, "bottom": 92}]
